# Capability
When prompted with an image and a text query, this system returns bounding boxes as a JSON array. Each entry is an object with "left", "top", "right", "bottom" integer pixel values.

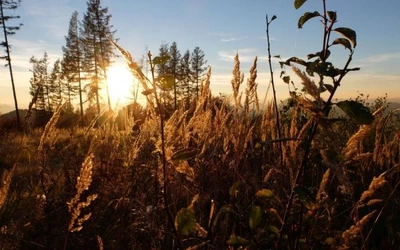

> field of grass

[
  {"left": 1, "top": 1, "right": 399, "bottom": 249},
  {"left": 0, "top": 66, "right": 399, "bottom": 249}
]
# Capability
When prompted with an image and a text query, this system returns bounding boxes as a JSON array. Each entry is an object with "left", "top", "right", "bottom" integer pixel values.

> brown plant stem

[
  {"left": 277, "top": 0, "right": 355, "bottom": 247},
  {"left": 266, "top": 15, "right": 284, "bottom": 180},
  {"left": 148, "top": 52, "right": 184, "bottom": 250}
]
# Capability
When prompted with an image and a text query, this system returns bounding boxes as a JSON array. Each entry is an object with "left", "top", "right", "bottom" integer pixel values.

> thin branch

[{"left": 266, "top": 14, "right": 284, "bottom": 176}]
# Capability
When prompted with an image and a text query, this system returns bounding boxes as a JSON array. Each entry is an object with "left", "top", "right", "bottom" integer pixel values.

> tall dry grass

[{"left": 0, "top": 45, "right": 398, "bottom": 250}]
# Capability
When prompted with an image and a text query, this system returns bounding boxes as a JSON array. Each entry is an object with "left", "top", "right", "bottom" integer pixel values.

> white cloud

[
  {"left": 259, "top": 36, "right": 277, "bottom": 41},
  {"left": 6, "top": 39, "right": 62, "bottom": 71},
  {"left": 218, "top": 48, "right": 281, "bottom": 63},
  {"left": 220, "top": 38, "right": 237, "bottom": 42},
  {"left": 221, "top": 36, "right": 247, "bottom": 42},
  {"left": 359, "top": 52, "right": 400, "bottom": 63}
]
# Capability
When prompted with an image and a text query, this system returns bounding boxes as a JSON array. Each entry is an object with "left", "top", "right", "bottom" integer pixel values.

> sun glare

[{"left": 105, "top": 64, "right": 134, "bottom": 108}]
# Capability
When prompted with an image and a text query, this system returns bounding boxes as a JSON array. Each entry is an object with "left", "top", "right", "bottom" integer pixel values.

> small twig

[
  {"left": 266, "top": 14, "right": 286, "bottom": 198},
  {"left": 266, "top": 15, "right": 283, "bottom": 163}
]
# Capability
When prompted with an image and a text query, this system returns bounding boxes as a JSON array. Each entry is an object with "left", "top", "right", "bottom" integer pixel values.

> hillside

[
  {"left": 0, "top": 109, "right": 28, "bottom": 121},
  {"left": 0, "top": 104, "right": 14, "bottom": 114}
]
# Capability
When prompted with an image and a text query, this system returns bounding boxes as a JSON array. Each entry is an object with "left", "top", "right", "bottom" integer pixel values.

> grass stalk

[
  {"left": 277, "top": 1, "right": 356, "bottom": 247},
  {"left": 148, "top": 51, "right": 184, "bottom": 250},
  {"left": 265, "top": 15, "right": 284, "bottom": 173}
]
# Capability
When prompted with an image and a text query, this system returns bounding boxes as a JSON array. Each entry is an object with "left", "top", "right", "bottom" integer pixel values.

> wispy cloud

[
  {"left": 218, "top": 48, "right": 282, "bottom": 63},
  {"left": 346, "top": 73, "right": 400, "bottom": 83},
  {"left": 206, "top": 32, "right": 249, "bottom": 42},
  {"left": 359, "top": 52, "right": 400, "bottom": 63},
  {"left": 11, "top": 39, "right": 49, "bottom": 53},
  {"left": 259, "top": 36, "right": 277, "bottom": 41},
  {"left": 6, "top": 39, "right": 62, "bottom": 71},
  {"left": 220, "top": 36, "right": 248, "bottom": 42},
  {"left": 22, "top": 0, "right": 73, "bottom": 39}
]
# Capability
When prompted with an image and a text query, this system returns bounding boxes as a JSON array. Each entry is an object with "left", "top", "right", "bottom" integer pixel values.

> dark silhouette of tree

[
  {"left": 48, "top": 59, "right": 63, "bottom": 110},
  {"left": 62, "top": 11, "right": 84, "bottom": 117},
  {"left": 167, "top": 42, "right": 181, "bottom": 110},
  {"left": 190, "top": 47, "right": 207, "bottom": 100},
  {"left": 178, "top": 50, "right": 192, "bottom": 107},
  {"left": 155, "top": 42, "right": 173, "bottom": 108},
  {"left": 29, "top": 53, "right": 50, "bottom": 115},
  {"left": 81, "top": 0, "right": 116, "bottom": 114},
  {"left": 0, "top": 0, "right": 23, "bottom": 129}
]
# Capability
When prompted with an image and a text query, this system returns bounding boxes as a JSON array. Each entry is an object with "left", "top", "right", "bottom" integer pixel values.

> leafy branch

[{"left": 276, "top": 0, "right": 367, "bottom": 248}]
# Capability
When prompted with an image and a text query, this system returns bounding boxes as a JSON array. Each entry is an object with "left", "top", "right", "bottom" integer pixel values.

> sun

[{"left": 105, "top": 64, "right": 134, "bottom": 108}]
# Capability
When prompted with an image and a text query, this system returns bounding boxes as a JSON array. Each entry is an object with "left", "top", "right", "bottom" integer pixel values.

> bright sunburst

[{"left": 105, "top": 64, "right": 134, "bottom": 109}]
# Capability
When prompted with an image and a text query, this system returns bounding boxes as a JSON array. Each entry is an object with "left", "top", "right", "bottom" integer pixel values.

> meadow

[{"left": 0, "top": 0, "right": 399, "bottom": 249}]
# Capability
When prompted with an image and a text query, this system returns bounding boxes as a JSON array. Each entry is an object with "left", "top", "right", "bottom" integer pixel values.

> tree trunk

[{"left": 0, "top": 2, "right": 20, "bottom": 129}]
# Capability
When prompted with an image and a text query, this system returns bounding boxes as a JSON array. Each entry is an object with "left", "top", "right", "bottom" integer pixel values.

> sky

[{"left": 0, "top": 0, "right": 399, "bottom": 112}]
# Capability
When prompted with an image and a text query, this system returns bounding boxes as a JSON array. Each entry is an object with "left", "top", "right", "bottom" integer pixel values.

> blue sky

[{"left": 0, "top": 0, "right": 399, "bottom": 111}]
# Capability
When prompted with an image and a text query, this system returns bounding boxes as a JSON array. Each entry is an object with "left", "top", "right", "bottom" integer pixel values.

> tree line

[
  {"left": 0, "top": 0, "right": 209, "bottom": 128},
  {"left": 25, "top": 0, "right": 208, "bottom": 124}
]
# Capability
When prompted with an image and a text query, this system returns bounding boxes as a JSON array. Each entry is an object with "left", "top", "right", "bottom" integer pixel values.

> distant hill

[
  {"left": 388, "top": 102, "right": 400, "bottom": 112},
  {"left": 0, "top": 104, "right": 14, "bottom": 114},
  {"left": 0, "top": 109, "right": 28, "bottom": 121}
]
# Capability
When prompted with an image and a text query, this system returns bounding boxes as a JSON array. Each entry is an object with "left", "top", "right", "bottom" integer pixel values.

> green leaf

[
  {"left": 325, "top": 237, "right": 337, "bottom": 245},
  {"left": 307, "top": 53, "right": 317, "bottom": 60},
  {"left": 268, "top": 225, "right": 280, "bottom": 235},
  {"left": 249, "top": 206, "right": 262, "bottom": 230},
  {"left": 212, "top": 205, "right": 235, "bottom": 230},
  {"left": 327, "top": 11, "right": 337, "bottom": 22},
  {"left": 298, "top": 11, "right": 320, "bottom": 28},
  {"left": 156, "top": 75, "right": 175, "bottom": 90},
  {"left": 284, "top": 57, "right": 308, "bottom": 67},
  {"left": 271, "top": 15, "right": 277, "bottom": 21},
  {"left": 273, "top": 55, "right": 280, "bottom": 58},
  {"left": 171, "top": 148, "right": 197, "bottom": 161},
  {"left": 294, "top": 186, "right": 316, "bottom": 210},
  {"left": 322, "top": 49, "right": 331, "bottom": 60},
  {"left": 306, "top": 60, "right": 320, "bottom": 76},
  {"left": 229, "top": 181, "right": 242, "bottom": 199},
  {"left": 323, "top": 84, "right": 334, "bottom": 94},
  {"left": 141, "top": 88, "right": 155, "bottom": 96},
  {"left": 153, "top": 55, "right": 171, "bottom": 65},
  {"left": 294, "top": 0, "right": 308, "bottom": 9},
  {"left": 175, "top": 207, "right": 196, "bottom": 236},
  {"left": 334, "top": 27, "right": 357, "bottom": 48},
  {"left": 282, "top": 76, "right": 291, "bottom": 84},
  {"left": 332, "top": 38, "right": 353, "bottom": 51},
  {"left": 308, "top": 61, "right": 340, "bottom": 78},
  {"left": 256, "top": 189, "right": 274, "bottom": 198},
  {"left": 226, "top": 234, "right": 250, "bottom": 246},
  {"left": 336, "top": 100, "right": 374, "bottom": 125}
]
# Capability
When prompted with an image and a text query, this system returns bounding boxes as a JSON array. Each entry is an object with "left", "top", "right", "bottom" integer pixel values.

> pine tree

[
  {"left": 178, "top": 50, "right": 192, "bottom": 107},
  {"left": 29, "top": 53, "right": 50, "bottom": 115},
  {"left": 167, "top": 42, "right": 181, "bottom": 109},
  {"left": 48, "top": 59, "right": 63, "bottom": 110},
  {"left": 190, "top": 47, "right": 207, "bottom": 100},
  {"left": 155, "top": 42, "right": 173, "bottom": 109},
  {"left": 81, "top": 0, "right": 116, "bottom": 114},
  {"left": 62, "top": 11, "right": 84, "bottom": 116},
  {"left": 155, "top": 42, "right": 170, "bottom": 77},
  {"left": 0, "top": 0, "right": 23, "bottom": 129}
]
